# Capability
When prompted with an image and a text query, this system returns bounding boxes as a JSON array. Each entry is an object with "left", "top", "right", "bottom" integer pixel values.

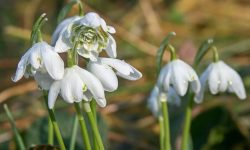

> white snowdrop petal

[
  {"left": 105, "top": 35, "right": 117, "bottom": 58},
  {"left": 100, "top": 58, "right": 132, "bottom": 75},
  {"left": 48, "top": 81, "right": 61, "bottom": 109},
  {"left": 29, "top": 47, "right": 41, "bottom": 70},
  {"left": 222, "top": 62, "right": 247, "bottom": 99},
  {"left": 162, "top": 65, "right": 172, "bottom": 91},
  {"left": 208, "top": 63, "right": 220, "bottom": 94},
  {"left": 116, "top": 64, "right": 142, "bottom": 80},
  {"left": 89, "top": 51, "right": 98, "bottom": 61},
  {"left": 51, "top": 16, "right": 81, "bottom": 45},
  {"left": 148, "top": 86, "right": 160, "bottom": 117},
  {"left": 87, "top": 61, "right": 118, "bottom": 92},
  {"left": 34, "top": 72, "right": 54, "bottom": 90},
  {"left": 42, "top": 45, "right": 64, "bottom": 80},
  {"left": 195, "top": 64, "right": 213, "bottom": 103},
  {"left": 60, "top": 70, "right": 75, "bottom": 103},
  {"left": 171, "top": 60, "right": 189, "bottom": 96},
  {"left": 217, "top": 61, "right": 229, "bottom": 92},
  {"left": 167, "top": 87, "right": 181, "bottom": 106},
  {"left": 79, "top": 12, "right": 101, "bottom": 28},
  {"left": 107, "top": 26, "right": 116, "bottom": 34},
  {"left": 71, "top": 76, "right": 85, "bottom": 102},
  {"left": 100, "top": 18, "right": 108, "bottom": 32},
  {"left": 54, "top": 28, "right": 72, "bottom": 53},
  {"left": 157, "top": 64, "right": 169, "bottom": 89},
  {"left": 74, "top": 66, "right": 106, "bottom": 107},
  {"left": 12, "top": 52, "right": 29, "bottom": 82}
]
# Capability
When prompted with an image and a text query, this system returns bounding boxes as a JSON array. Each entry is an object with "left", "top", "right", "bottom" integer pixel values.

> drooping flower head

[
  {"left": 148, "top": 86, "right": 181, "bottom": 117},
  {"left": 53, "top": 12, "right": 116, "bottom": 61},
  {"left": 195, "top": 61, "right": 246, "bottom": 103},
  {"left": 157, "top": 59, "right": 201, "bottom": 97},
  {"left": 87, "top": 57, "right": 142, "bottom": 92},
  {"left": 12, "top": 42, "right": 64, "bottom": 89},
  {"left": 48, "top": 65, "right": 106, "bottom": 109}
]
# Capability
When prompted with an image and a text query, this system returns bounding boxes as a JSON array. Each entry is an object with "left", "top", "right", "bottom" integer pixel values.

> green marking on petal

[{"left": 82, "top": 84, "right": 87, "bottom": 92}]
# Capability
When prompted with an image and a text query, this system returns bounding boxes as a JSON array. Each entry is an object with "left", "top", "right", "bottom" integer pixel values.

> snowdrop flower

[
  {"left": 195, "top": 61, "right": 246, "bottom": 103},
  {"left": 12, "top": 42, "right": 64, "bottom": 82},
  {"left": 87, "top": 57, "right": 142, "bottom": 92},
  {"left": 157, "top": 59, "right": 200, "bottom": 96},
  {"left": 148, "top": 86, "right": 181, "bottom": 117},
  {"left": 52, "top": 12, "right": 116, "bottom": 61},
  {"left": 48, "top": 65, "right": 106, "bottom": 109}
]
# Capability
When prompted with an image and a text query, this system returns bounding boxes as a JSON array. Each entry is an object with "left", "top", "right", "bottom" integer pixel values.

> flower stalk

[
  {"left": 74, "top": 102, "right": 92, "bottom": 150},
  {"left": 181, "top": 93, "right": 194, "bottom": 150},
  {"left": 43, "top": 95, "right": 66, "bottom": 150},
  {"left": 160, "top": 94, "right": 171, "bottom": 150},
  {"left": 69, "top": 116, "right": 78, "bottom": 150},
  {"left": 83, "top": 102, "right": 105, "bottom": 150}
]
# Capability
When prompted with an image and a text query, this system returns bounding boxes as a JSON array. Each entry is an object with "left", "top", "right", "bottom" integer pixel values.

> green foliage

[
  {"left": 57, "top": 1, "right": 78, "bottom": 24},
  {"left": 24, "top": 111, "right": 108, "bottom": 149},
  {"left": 191, "top": 106, "right": 249, "bottom": 150}
]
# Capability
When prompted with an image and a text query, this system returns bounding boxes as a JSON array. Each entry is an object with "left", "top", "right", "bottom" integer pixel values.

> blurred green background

[{"left": 0, "top": 0, "right": 249, "bottom": 149}]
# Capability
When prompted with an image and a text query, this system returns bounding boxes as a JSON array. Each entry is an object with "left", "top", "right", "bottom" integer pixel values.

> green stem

[
  {"left": 181, "top": 93, "right": 194, "bottom": 150},
  {"left": 90, "top": 100, "right": 97, "bottom": 122},
  {"left": 69, "top": 115, "right": 78, "bottom": 150},
  {"left": 77, "top": 0, "right": 84, "bottom": 16},
  {"left": 167, "top": 44, "right": 177, "bottom": 61},
  {"left": 160, "top": 95, "right": 171, "bottom": 150},
  {"left": 43, "top": 98, "right": 66, "bottom": 150},
  {"left": 90, "top": 100, "right": 99, "bottom": 150},
  {"left": 43, "top": 92, "right": 54, "bottom": 145},
  {"left": 3, "top": 104, "right": 26, "bottom": 150},
  {"left": 48, "top": 118, "right": 54, "bottom": 145},
  {"left": 74, "top": 102, "right": 92, "bottom": 150},
  {"left": 212, "top": 46, "right": 219, "bottom": 62},
  {"left": 83, "top": 102, "right": 105, "bottom": 150},
  {"left": 159, "top": 116, "right": 165, "bottom": 150}
]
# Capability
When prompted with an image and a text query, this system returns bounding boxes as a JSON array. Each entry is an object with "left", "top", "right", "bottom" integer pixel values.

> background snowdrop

[
  {"left": 196, "top": 60, "right": 246, "bottom": 103},
  {"left": 157, "top": 59, "right": 200, "bottom": 97},
  {"left": 148, "top": 86, "right": 181, "bottom": 117}
]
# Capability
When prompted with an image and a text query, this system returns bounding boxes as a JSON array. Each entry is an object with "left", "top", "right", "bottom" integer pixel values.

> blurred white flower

[
  {"left": 157, "top": 59, "right": 200, "bottom": 96},
  {"left": 48, "top": 65, "right": 106, "bottom": 109},
  {"left": 52, "top": 12, "right": 116, "bottom": 61},
  {"left": 12, "top": 42, "right": 64, "bottom": 82},
  {"left": 195, "top": 61, "right": 246, "bottom": 103},
  {"left": 148, "top": 86, "right": 181, "bottom": 117},
  {"left": 87, "top": 57, "right": 142, "bottom": 92}
]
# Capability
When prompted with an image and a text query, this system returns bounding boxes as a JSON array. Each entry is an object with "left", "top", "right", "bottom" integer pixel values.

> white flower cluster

[
  {"left": 12, "top": 12, "right": 142, "bottom": 109},
  {"left": 148, "top": 57, "right": 246, "bottom": 116}
]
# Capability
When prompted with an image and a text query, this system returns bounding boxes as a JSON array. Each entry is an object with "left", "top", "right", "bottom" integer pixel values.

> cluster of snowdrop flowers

[
  {"left": 13, "top": 12, "right": 142, "bottom": 109},
  {"left": 148, "top": 58, "right": 200, "bottom": 116},
  {"left": 148, "top": 42, "right": 246, "bottom": 117}
]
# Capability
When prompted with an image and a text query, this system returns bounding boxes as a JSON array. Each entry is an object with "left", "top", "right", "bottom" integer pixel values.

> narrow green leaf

[
  {"left": 57, "top": 1, "right": 78, "bottom": 24},
  {"left": 156, "top": 32, "right": 176, "bottom": 75},
  {"left": 193, "top": 39, "right": 213, "bottom": 68},
  {"left": 3, "top": 104, "right": 26, "bottom": 150}
]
